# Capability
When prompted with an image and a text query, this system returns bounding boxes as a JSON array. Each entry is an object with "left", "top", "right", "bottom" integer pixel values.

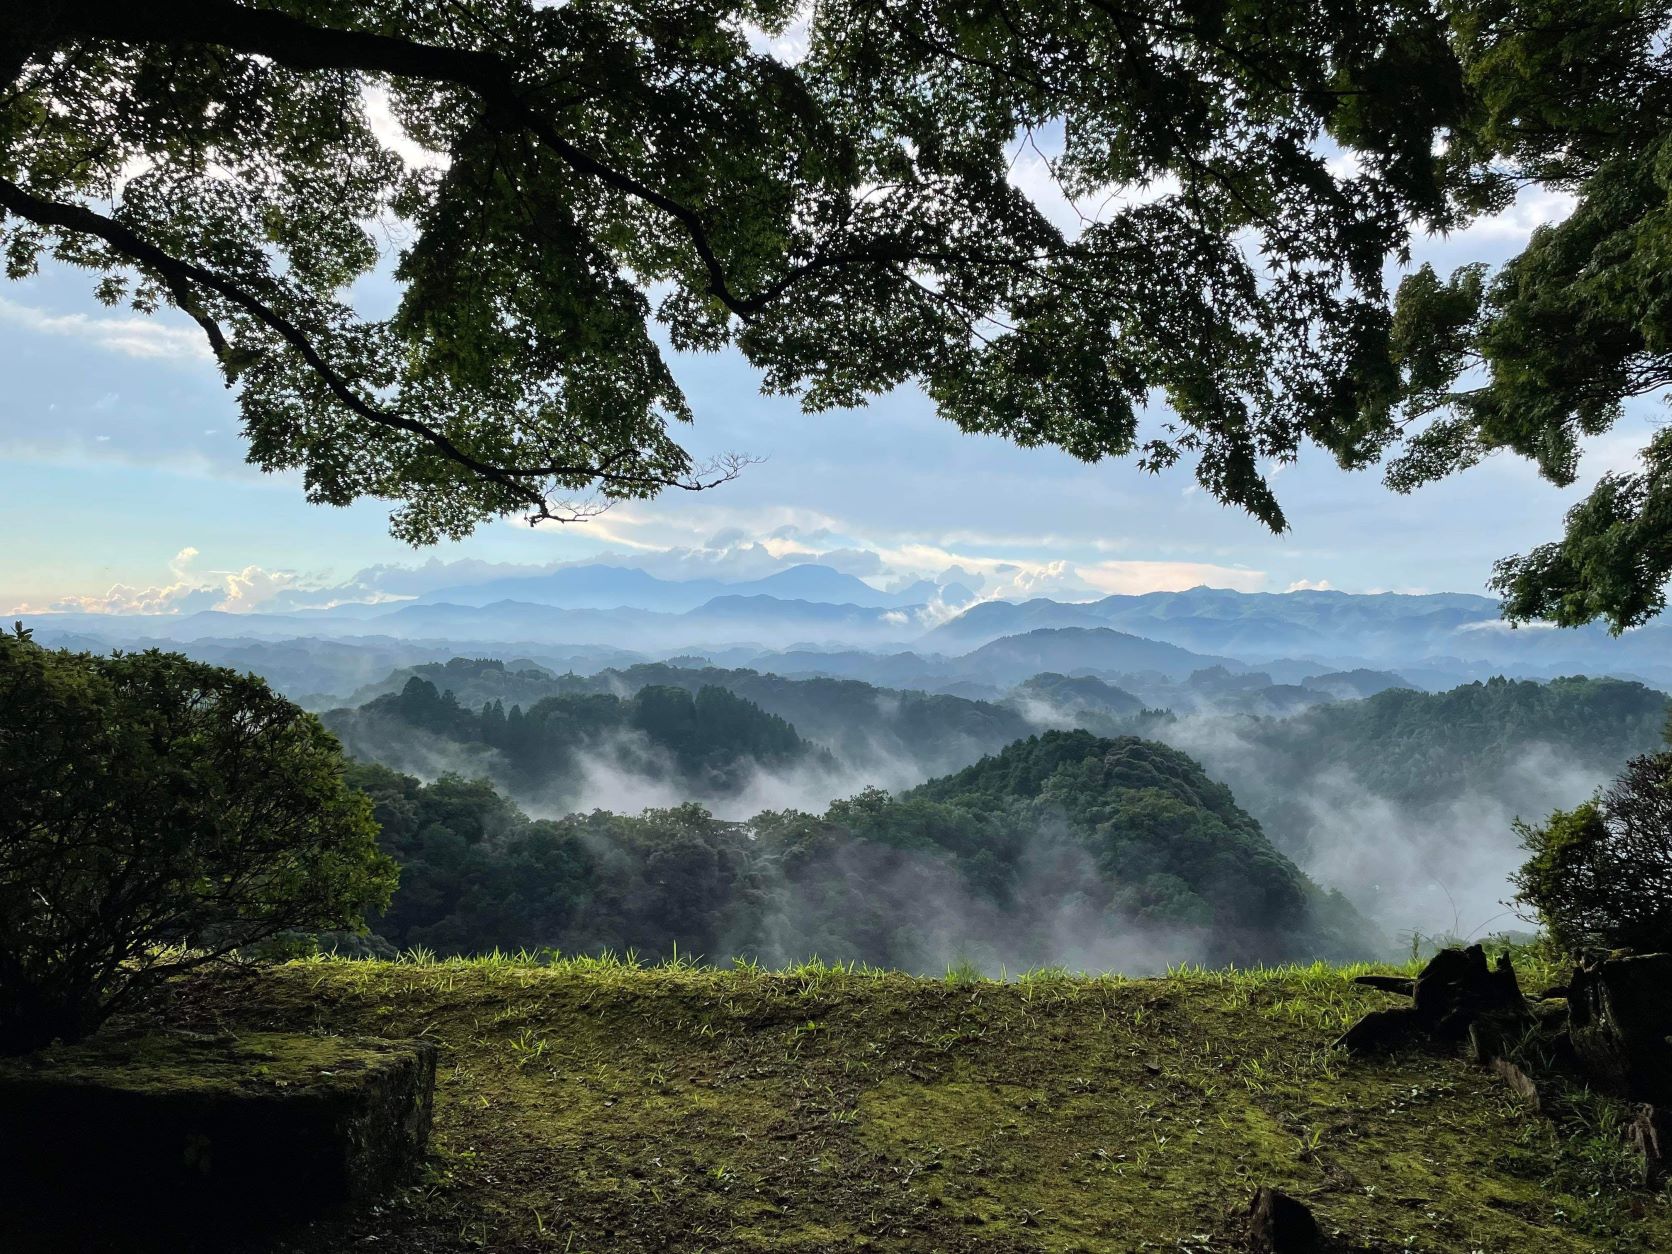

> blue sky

[{"left": 0, "top": 157, "right": 1659, "bottom": 615}]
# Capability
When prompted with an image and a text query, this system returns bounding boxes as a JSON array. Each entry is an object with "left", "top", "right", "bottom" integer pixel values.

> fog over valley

[{"left": 22, "top": 568, "right": 1669, "bottom": 965}]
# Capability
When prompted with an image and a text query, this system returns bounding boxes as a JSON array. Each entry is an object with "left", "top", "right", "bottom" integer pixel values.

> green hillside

[
  {"left": 334, "top": 658, "right": 1038, "bottom": 779},
  {"left": 324, "top": 676, "right": 820, "bottom": 803},
  {"left": 146, "top": 952, "right": 1669, "bottom": 1253},
  {"left": 1181, "top": 676, "right": 1670, "bottom": 863},
  {"left": 349, "top": 732, "right": 1370, "bottom": 969}
]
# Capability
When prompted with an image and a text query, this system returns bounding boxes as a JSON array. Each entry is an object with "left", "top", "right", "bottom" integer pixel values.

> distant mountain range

[
  {"left": 19, "top": 568, "right": 1672, "bottom": 691},
  {"left": 408, "top": 562, "right": 973, "bottom": 613}
]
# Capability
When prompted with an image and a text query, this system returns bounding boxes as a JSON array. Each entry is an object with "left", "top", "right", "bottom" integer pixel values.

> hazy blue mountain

[
  {"left": 414, "top": 564, "right": 718, "bottom": 611},
  {"left": 1011, "top": 672, "right": 1147, "bottom": 719},
  {"left": 915, "top": 586, "right": 1672, "bottom": 685},
  {"left": 1087, "top": 586, "right": 1499, "bottom": 648},
  {"left": 916, "top": 598, "right": 1107, "bottom": 651},
  {"left": 1076, "top": 586, "right": 1672, "bottom": 678},
  {"left": 1301, "top": 669, "right": 1413, "bottom": 700},
  {"left": 731, "top": 565, "right": 913, "bottom": 607},
  {"left": 284, "top": 593, "right": 924, "bottom": 651},
  {"left": 956, "top": 627, "right": 1239, "bottom": 685},
  {"left": 22, "top": 584, "right": 1672, "bottom": 697},
  {"left": 742, "top": 649, "right": 958, "bottom": 688},
  {"left": 411, "top": 562, "right": 921, "bottom": 613},
  {"left": 24, "top": 627, "right": 649, "bottom": 706}
]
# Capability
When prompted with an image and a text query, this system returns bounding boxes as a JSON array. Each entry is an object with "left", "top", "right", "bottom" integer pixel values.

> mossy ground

[{"left": 148, "top": 950, "right": 1669, "bottom": 1253}]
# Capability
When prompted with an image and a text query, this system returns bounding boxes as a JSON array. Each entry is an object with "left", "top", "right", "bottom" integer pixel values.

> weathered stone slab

[
  {"left": 0, "top": 1031, "right": 434, "bottom": 1242},
  {"left": 1489, "top": 1056, "right": 1544, "bottom": 1113}
]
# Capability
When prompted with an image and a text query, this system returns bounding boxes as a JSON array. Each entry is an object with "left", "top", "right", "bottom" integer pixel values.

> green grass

[{"left": 150, "top": 950, "right": 1669, "bottom": 1253}]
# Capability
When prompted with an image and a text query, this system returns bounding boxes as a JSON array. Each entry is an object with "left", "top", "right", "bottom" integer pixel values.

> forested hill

[
  {"left": 905, "top": 731, "right": 1359, "bottom": 959},
  {"left": 323, "top": 675, "right": 824, "bottom": 809},
  {"left": 1161, "top": 674, "right": 1671, "bottom": 932},
  {"left": 334, "top": 657, "right": 1036, "bottom": 783},
  {"left": 350, "top": 730, "right": 1372, "bottom": 971},
  {"left": 1180, "top": 674, "right": 1669, "bottom": 853}
]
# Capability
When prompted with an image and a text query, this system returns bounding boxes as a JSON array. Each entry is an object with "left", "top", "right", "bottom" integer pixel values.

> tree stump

[
  {"left": 1335, "top": 945, "right": 1529, "bottom": 1055},
  {"left": 1568, "top": 954, "right": 1672, "bottom": 1105}
]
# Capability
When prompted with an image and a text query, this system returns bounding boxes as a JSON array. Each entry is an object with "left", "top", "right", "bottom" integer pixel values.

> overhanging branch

[{"left": 0, "top": 176, "right": 743, "bottom": 512}]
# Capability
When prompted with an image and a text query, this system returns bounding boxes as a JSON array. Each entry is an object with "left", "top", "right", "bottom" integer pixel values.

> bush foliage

[
  {"left": 0, "top": 630, "right": 397, "bottom": 1053},
  {"left": 1513, "top": 749, "right": 1672, "bottom": 954}
]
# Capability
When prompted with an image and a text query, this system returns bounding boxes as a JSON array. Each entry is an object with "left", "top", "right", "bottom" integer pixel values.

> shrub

[
  {"left": 0, "top": 628, "right": 398, "bottom": 1054},
  {"left": 1512, "top": 751, "right": 1672, "bottom": 954}
]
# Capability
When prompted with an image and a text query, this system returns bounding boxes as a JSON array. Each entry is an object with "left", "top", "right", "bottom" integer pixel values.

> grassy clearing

[{"left": 153, "top": 949, "right": 1668, "bottom": 1253}]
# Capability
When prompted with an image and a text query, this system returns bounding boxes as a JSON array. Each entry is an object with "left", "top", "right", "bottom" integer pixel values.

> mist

[
  {"left": 324, "top": 654, "right": 1666, "bottom": 965},
  {"left": 733, "top": 822, "right": 1217, "bottom": 978},
  {"left": 1154, "top": 717, "right": 1615, "bottom": 942}
]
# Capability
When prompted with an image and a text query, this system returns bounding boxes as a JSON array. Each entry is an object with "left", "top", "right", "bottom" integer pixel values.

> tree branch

[
  {"left": 0, "top": 176, "right": 741, "bottom": 511},
  {"left": 51, "top": 0, "right": 761, "bottom": 319}
]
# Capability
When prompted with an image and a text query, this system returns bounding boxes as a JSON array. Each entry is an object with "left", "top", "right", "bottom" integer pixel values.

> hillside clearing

[{"left": 142, "top": 953, "right": 1668, "bottom": 1253}]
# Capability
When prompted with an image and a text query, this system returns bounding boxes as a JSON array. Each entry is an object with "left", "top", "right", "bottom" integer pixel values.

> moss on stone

[{"left": 0, "top": 1029, "right": 434, "bottom": 1249}]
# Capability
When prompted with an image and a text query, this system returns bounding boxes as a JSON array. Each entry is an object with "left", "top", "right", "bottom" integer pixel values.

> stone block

[{"left": 0, "top": 1031, "right": 435, "bottom": 1245}]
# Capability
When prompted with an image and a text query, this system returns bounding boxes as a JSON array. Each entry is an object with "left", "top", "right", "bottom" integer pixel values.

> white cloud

[
  {"left": 1286, "top": 578, "right": 1335, "bottom": 592},
  {"left": 5, "top": 547, "right": 336, "bottom": 616},
  {"left": 1453, "top": 187, "right": 1577, "bottom": 244},
  {"left": 9, "top": 547, "right": 216, "bottom": 615},
  {"left": 1076, "top": 560, "right": 1266, "bottom": 596},
  {"left": 0, "top": 296, "right": 210, "bottom": 362}
]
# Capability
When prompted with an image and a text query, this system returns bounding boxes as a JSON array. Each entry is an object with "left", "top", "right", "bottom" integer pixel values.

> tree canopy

[{"left": 4, "top": 2, "right": 1671, "bottom": 623}]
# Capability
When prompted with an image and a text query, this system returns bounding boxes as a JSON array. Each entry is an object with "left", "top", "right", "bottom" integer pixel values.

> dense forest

[
  {"left": 1179, "top": 676, "right": 1670, "bottom": 855},
  {"left": 324, "top": 675, "right": 827, "bottom": 809},
  {"left": 320, "top": 657, "right": 1671, "bottom": 940},
  {"left": 334, "top": 658, "right": 1038, "bottom": 781},
  {"left": 346, "top": 731, "right": 1369, "bottom": 972}
]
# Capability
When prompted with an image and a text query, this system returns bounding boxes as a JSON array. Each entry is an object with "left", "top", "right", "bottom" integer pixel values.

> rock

[
  {"left": 1334, "top": 1006, "right": 1422, "bottom": 1054},
  {"left": 0, "top": 1031, "right": 435, "bottom": 1244},
  {"left": 1567, "top": 953, "right": 1672, "bottom": 1104},
  {"left": 1247, "top": 1186, "right": 1324, "bottom": 1253},
  {"left": 1351, "top": 974, "right": 1416, "bottom": 997},
  {"left": 1629, "top": 1105, "right": 1671, "bottom": 1186},
  {"left": 1489, "top": 1057, "right": 1544, "bottom": 1113}
]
